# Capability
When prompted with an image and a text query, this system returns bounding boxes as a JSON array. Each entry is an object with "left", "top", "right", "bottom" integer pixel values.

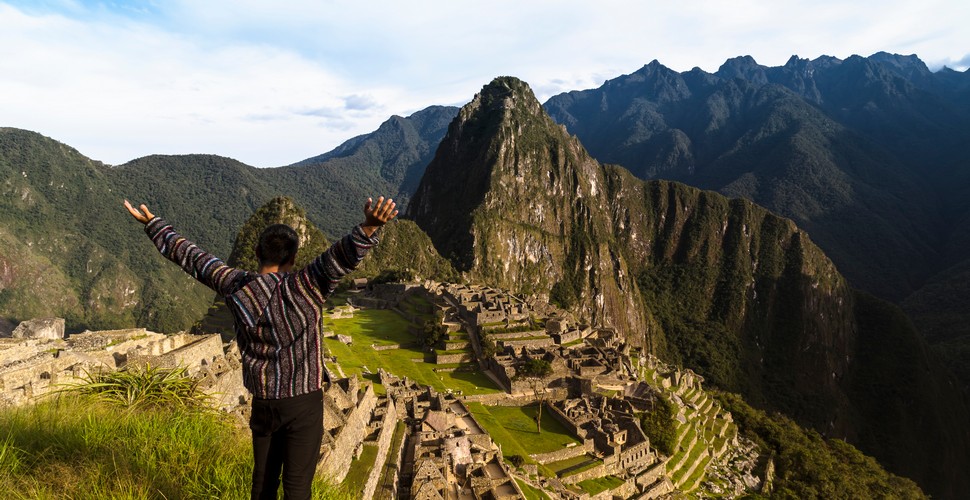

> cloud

[
  {"left": 1, "top": 0, "right": 968, "bottom": 166},
  {"left": 343, "top": 94, "right": 380, "bottom": 112},
  {"left": 0, "top": 2, "right": 402, "bottom": 166}
]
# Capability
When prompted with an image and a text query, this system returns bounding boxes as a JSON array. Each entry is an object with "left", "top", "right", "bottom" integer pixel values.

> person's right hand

[{"left": 124, "top": 200, "right": 155, "bottom": 225}]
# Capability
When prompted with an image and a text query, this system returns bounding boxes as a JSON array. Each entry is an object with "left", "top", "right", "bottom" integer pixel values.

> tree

[
  {"left": 479, "top": 331, "right": 497, "bottom": 358},
  {"left": 422, "top": 310, "right": 447, "bottom": 349},
  {"left": 515, "top": 358, "right": 553, "bottom": 432}
]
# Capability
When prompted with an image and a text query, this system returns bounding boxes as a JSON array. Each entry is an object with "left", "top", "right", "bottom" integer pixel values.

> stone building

[
  {"left": 551, "top": 396, "right": 655, "bottom": 471},
  {"left": 404, "top": 392, "right": 525, "bottom": 499}
]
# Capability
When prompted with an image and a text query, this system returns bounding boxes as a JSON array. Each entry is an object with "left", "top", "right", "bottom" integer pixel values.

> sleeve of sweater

[
  {"left": 144, "top": 217, "right": 247, "bottom": 296},
  {"left": 299, "top": 224, "right": 379, "bottom": 301}
]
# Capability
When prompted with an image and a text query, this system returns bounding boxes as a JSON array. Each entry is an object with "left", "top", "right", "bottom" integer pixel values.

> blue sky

[{"left": 2, "top": 0, "right": 968, "bottom": 167}]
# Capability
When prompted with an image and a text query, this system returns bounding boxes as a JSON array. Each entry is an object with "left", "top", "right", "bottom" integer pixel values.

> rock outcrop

[{"left": 12, "top": 317, "right": 64, "bottom": 340}]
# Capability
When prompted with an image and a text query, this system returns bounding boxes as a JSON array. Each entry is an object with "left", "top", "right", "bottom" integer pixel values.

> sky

[{"left": 1, "top": 0, "right": 968, "bottom": 168}]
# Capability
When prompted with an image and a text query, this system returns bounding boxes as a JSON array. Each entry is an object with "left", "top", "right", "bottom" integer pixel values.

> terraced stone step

[
  {"left": 672, "top": 423, "right": 694, "bottom": 452},
  {"left": 668, "top": 428, "right": 700, "bottom": 473},
  {"left": 680, "top": 453, "right": 712, "bottom": 491},
  {"left": 713, "top": 417, "right": 731, "bottom": 438},
  {"left": 672, "top": 442, "right": 710, "bottom": 487},
  {"left": 696, "top": 395, "right": 714, "bottom": 415}
]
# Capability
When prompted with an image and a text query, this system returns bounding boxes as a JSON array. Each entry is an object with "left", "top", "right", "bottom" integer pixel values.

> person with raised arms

[{"left": 124, "top": 196, "right": 397, "bottom": 499}]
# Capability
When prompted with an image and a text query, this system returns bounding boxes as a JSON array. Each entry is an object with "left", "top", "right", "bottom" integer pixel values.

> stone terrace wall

[
  {"left": 486, "top": 330, "right": 546, "bottom": 340},
  {"left": 435, "top": 352, "right": 472, "bottom": 364},
  {"left": 318, "top": 383, "right": 378, "bottom": 482},
  {"left": 500, "top": 337, "right": 555, "bottom": 350},
  {"left": 126, "top": 334, "right": 224, "bottom": 376},
  {"left": 561, "top": 462, "right": 607, "bottom": 485},
  {"left": 464, "top": 387, "right": 567, "bottom": 406},
  {"left": 362, "top": 397, "right": 398, "bottom": 500},
  {"left": 531, "top": 441, "right": 592, "bottom": 464},
  {"left": 635, "top": 461, "right": 666, "bottom": 489},
  {"left": 546, "top": 400, "right": 585, "bottom": 439}
]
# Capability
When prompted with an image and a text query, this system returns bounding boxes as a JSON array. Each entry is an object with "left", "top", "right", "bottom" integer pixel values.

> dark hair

[{"left": 256, "top": 224, "right": 299, "bottom": 266}]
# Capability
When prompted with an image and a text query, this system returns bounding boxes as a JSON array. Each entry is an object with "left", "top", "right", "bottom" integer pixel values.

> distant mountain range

[
  {"left": 0, "top": 105, "right": 457, "bottom": 333},
  {"left": 540, "top": 51, "right": 970, "bottom": 406},
  {"left": 2, "top": 52, "right": 969, "bottom": 497}
]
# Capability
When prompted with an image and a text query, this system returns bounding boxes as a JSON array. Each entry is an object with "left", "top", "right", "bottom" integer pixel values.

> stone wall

[
  {"left": 434, "top": 352, "right": 472, "bottom": 364},
  {"left": 348, "top": 296, "right": 392, "bottom": 309},
  {"left": 318, "top": 382, "right": 379, "bottom": 482},
  {"left": 635, "top": 461, "right": 666, "bottom": 489},
  {"left": 560, "top": 462, "right": 607, "bottom": 485},
  {"left": 500, "top": 337, "right": 555, "bottom": 350},
  {"left": 464, "top": 387, "right": 567, "bottom": 406},
  {"left": 443, "top": 340, "right": 469, "bottom": 350},
  {"left": 530, "top": 441, "right": 592, "bottom": 464},
  {"left": 361, "top": 397, "right": 398, "bottom": 500},
  {"left": 546, "top": 399, "right": 585, "bottom": 438},
  {"left": 0, "top": 351, "right": 90, "bottom": 406},
  {"left": 487, "top": 330, "right": 546, "bottom": 340},
  {"left": 126, "top": 334, "right": 224, "bottom": 376}
]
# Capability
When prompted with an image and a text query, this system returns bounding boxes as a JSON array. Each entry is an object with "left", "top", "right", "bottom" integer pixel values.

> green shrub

[{"left": 640, "top": 395, "right": 677, "bottom": 455}]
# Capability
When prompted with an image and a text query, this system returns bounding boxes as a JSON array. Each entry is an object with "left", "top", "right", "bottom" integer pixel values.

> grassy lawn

[
  {"left": 515, "top": 478, "right": 551, "bottom": 500},
  {"left": 547, "top": 454, "right": 596, "bottom": 474},
  {"left": 466, "top": 402, "right": 581, "bottom": 479},
  {"left": 470, "top": 403, "right": 581, "bottom": 455},
  {"left": 324, "top": 309, "right": 501, "bottom": 396},
  {"left": 435, "top": 349, "right": 470, "bottom": 355},
  {"left": 577, "top": 475, "right": 625, "bottom": 495}
]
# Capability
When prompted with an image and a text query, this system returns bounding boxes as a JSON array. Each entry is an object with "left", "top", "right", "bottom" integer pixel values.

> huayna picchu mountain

[{"left": 409, "top": 76, "right": 970, "bottom": 498}]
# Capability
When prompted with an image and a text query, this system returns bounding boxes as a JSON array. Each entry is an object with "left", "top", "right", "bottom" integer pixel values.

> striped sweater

[{"left": 145, "top": 217, "right": 378, "bottom": 399}]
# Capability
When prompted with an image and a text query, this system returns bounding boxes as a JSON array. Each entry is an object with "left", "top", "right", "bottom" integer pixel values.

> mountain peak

[
  {"left": 409, "top": 77, "right": 579, "bottom": 272},
  {"left": 716, "top": 55, "right": 768, "bottom": 84},
  {"left": 464, "top": 76, "right": 544, "bottom": 122}
]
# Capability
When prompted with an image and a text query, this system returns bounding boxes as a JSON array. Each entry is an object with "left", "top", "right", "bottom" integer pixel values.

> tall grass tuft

[
  {"left": 65, "top": 364, "right": 211, "bottom": 410},
  {"left": 0, "top": 367, "right": 353, "bottom": 499}
]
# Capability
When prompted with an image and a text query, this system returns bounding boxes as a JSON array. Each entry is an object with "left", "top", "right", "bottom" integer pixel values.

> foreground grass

[{"left": 0, "top": 396, "right": 349, "bottom": 499}]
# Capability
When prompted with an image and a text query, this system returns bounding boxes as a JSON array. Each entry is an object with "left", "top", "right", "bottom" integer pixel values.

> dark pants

[{"left": 249, "top": 389, "right": 324, "bottom": 500}]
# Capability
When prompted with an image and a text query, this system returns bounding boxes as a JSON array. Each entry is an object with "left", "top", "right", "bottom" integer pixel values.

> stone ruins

[{"left": 1, "top": 280, "right": 765, "bottom": 499}]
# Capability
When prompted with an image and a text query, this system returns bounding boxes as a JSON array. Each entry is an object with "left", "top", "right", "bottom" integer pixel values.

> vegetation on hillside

[
  {"left": 639, "top": 395, "right": 677, "bottom": 455},
  {"left": 352, "top": 219, "right": 458, "bottom": 282},
  {"left": 0, "top": 106, "right": 456, "bottom": 335},
  {"left": 717, "top": 391, "right": 925, "bottom": 499},
  {"left": 226, "top": 196, "right": 330, "bottom": 271}
]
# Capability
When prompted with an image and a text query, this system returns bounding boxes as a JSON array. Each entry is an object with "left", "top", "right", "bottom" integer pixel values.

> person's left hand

[
  {"left": 361, "top": 196, "right": 398, "bottom": 236},
  {"left": 124, "top": 200, "right": 155, "bottom": 225}
]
